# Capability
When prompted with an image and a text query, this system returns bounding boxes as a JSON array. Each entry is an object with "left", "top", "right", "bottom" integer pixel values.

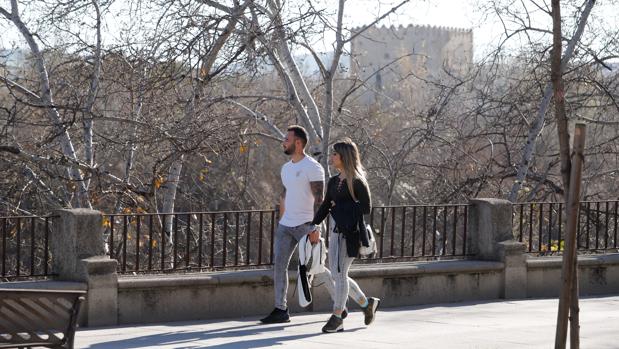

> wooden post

[{"left": 554, "top": 123, "right": 586, "bottom": 349}]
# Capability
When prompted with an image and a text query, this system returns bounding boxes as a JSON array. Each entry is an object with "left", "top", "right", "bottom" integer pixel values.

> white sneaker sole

[{"left": 322, "top": 325, "right": 344, "bottom": 333}]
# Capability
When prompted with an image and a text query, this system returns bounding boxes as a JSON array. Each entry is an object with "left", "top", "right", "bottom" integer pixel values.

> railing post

[
  {"left": 468, "top": 198, "right": 527, "bottom": 299},
  {"left": 52, "top": 209, "right": 118, "bottom": 326}
]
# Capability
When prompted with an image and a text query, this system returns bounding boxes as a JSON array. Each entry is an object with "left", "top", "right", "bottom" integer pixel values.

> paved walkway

[{"left": 76, "top": 295, "right": 619, "bottom": 349}]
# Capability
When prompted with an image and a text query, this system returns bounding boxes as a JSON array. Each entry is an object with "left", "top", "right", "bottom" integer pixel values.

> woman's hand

[{"left": 308, "top": 229, "right": 320, "bottom": 244}]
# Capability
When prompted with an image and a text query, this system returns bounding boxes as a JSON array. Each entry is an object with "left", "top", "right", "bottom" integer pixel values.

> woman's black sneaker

[
  {"left": 362, "top": 297, "right": 380, "bottom": 325},
  {"left": 322, "top": 315, "right": 344, "bottom": 333},
  {"left": 260, "top": 307, "right": 290, "bottom": 323}
]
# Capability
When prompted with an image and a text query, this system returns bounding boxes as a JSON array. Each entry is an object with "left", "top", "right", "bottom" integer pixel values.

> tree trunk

[
  {"left": 507, "top": 0, "right": 596, "bottom": 202},
  {"left": 551, "top": 0, "right": 571, "bottom": 191},
  {"left": 554, "top": 124, "right": 586, "bottom": 349},
  {"left": 161, "top": 154, "right": 184, "bottom": 239},
  {"left": 83, "top": 0, "right": 103, "bottom": 190},
  {"left": 0, "top": 1, "right": 91, "bottom": 208}
]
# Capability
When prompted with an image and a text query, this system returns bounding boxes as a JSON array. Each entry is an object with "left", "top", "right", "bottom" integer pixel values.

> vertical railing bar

[
  {"left": 379, "top": 207, "right": 385, "bottom": 258},
  {"left": 605, "top": 202, "right": 610, "bottom": 250},
  {"left": 548, "top": 203, "right": 553, "bottom": 253},
  {"left": 390, "top": 207, "right": 396, "bottom": 257},
  {"left": 186, "top": 214, "right": 191, "bottom": 269},
  {"left": 452, "top": 206, "right": 458, "bottom": 256},
  {"left": 586, "top": 202, "right": 591, "bottom": 250},
  {"left": 538, "top": 203, "right": 543, "bottom": 253},
  {"left": 235, "top": 213, "right": 240, "bottom": 266},
  {"left": 519, "top": 204, "right": 524, "bottom": 242},
  {"left": 16, "top": 217, "right": 21, "bottom": 277},
  {"left": 148, "top": 215, "right": 153, "bottom": 271},
  {"left": 109, "top": 216, "right": 114, "bottom": 259},
  {"left": 122, "top": 215, "right": 128, "bottom": 273},
  {"left": 2, "top": 218, "right": 6, "bottom": 277},
  {"left": 44, "top": 217, "right": 50, "bottom": 276},
  {"left": 595, "top": 202, "right": 600, "bottom": 250},
  {"left": 161, "top": 214, "right": 166, "bottom": 271},
  {"left": 400, "top": 207, "right": 406, "bottom": 257},
  {"left": 173, "top": 214, "right": 178, "bottom": 269},
  {"left": 210, "top": 213, "right": 216, "bottom": 268},
  {"left": 463, "top": 206, "right": 468, "bottom": 255},
  {"left": 432, "top": 206, "right": 437, "bottom": 256},
  {"left": 422, "top": 206, "right": 427, "bottom": 256},
  {"left": 613, "top": 201, "right": 619, "bottom": 248},
  {"left": 30, "top": 217, "right": 35, "bottom": 276},
  {"left": 136, "top": 215, "right": 141, "bottom": 272},
  {"left": 258, "top": 212, "right": 263, "bottom": 265},
  {"left": 528, "top": 204, "right": 533, "bottom": 252},
  {"left": 558, "top": 203, "right": 563, "bottom": 251},
  {"left": 222, "top": 212, "right": 228, "bottom": 267},
  {"left": 246, "top": 212, "right": 252, "bottom": 265},
  {"left": 577, "top": 203, "right": 582, "bottom": 249},
  {"left": 442, "top": 206, "right": 447, "bottom": 256},
  {"left": 411, "top": 206, "right": 417, "bottom": 257},
  {"left": 270, "top": 211, "right": 275, "bottom": 264},
  {"left": 198, "top": 214, "right": 203, "bottom": 268}
]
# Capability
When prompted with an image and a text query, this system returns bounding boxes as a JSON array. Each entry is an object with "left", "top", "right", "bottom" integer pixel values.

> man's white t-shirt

[{"left": 279, "top": 156, "right": 325, "bottom": 227}]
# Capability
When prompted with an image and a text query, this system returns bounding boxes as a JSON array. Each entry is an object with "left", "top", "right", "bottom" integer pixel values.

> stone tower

[{"left": 350, "top": 24, "right": 473, "bottom": 108}]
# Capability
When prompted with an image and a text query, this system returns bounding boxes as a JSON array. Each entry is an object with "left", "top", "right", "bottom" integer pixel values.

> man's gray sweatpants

[{"left": 273, "top": 222, "right": 315, "bottom": 310}]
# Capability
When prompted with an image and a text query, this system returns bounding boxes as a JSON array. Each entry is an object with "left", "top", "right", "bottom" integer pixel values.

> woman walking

[{"left": 311, "top": 138, "right": 380, "bottom": 333}]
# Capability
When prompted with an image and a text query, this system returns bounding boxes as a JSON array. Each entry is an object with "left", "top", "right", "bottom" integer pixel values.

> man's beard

[{"left": 284, "top": 143, "right": 295, "bottom": 155}]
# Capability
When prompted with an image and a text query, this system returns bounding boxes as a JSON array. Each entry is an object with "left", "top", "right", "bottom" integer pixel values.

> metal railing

[
  {"left": 364, "top": 204, "right": 469, "bottom": 262},
  {"left": 0, "top": 216, "right": 53, "bottom": 280},
  {"left": 513, "top": 200, "right": 619, "bottom": 254},
  {"left": 104, "top": 204, "right": 470, "bottom": 274},
  {"left": 104, "top": 210, "right": 278, "bottom": 274},
  {"left": 2, "top": 200, "right": 617, "bottom": 278}
]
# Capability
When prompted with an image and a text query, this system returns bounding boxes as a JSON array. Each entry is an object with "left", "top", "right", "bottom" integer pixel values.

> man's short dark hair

[{"left": 287, "top": 125, "right": 308, "bottom": 147}]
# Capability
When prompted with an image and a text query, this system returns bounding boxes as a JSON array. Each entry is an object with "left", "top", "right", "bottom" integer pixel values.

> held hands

[{"left": 308, "top": 228, "right": 321, "bottom": 245}]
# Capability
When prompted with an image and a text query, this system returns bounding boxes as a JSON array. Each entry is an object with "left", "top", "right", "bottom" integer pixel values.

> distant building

[
  {"left": 0, "top": 48, "right": 27, "bottom": 78},
  {"left": 350, "top": 24, "right": 473, "bottom": 109}
]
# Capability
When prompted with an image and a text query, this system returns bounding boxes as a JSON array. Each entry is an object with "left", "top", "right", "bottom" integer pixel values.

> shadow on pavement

[{"left": 81, "top": 320, "right": 361, "bottom": 349}]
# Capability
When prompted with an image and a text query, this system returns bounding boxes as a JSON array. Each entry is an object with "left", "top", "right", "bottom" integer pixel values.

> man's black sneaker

[
  {"left": 362, "top": 297, "right": 380, "bottom": 325},
  {"left": 260, "top": 307, "right": 290, "bottom": 324},
  {"left": 341, "top": 309, "right": 348, "bottom": 319},
  {"left": 321, "top": 314, "right": 344, "bottom": 333}
]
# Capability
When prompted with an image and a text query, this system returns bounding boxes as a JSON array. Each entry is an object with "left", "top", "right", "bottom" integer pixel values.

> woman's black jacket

[{"left": 312, "top": 175, "right": 372, "bottom": 257}]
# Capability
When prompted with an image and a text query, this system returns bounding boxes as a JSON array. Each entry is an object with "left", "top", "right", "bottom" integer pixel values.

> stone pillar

[
  {"left": 77, "top": 257, "right": 118, "bottom": 326},
  {"left": 467, "top": 198, "right": 515, "bottom": 260},
  {"left": 498, "top": 241, "right": 527, "bottom": 299},
  {"left": 468, "top": 198, "right": 527, "bottom": 299},
  {"left": 52, "top": 209, "right": 118, "bottom": 326}
]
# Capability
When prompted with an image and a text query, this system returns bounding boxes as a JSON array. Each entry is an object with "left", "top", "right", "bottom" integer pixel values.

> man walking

[{"left": 260, "top": 125, "right": 323, "bottom": 324}]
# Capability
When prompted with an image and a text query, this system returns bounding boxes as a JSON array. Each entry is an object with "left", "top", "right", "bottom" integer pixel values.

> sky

[
  {"left": 2, "top": 0, "right": 618, "bottom": 62},
  {"left": 0, "top": 1, "right": 487, "bottom": 49}
]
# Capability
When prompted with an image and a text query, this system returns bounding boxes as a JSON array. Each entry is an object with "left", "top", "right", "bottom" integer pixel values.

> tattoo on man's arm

[{"left": 310, "top": 181, "right": 324, "bottom": 214}]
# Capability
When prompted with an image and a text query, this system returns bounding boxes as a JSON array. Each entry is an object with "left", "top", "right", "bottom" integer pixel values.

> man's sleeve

[{"left": 308, "top": 161, "right": 325, "bottom": 182}]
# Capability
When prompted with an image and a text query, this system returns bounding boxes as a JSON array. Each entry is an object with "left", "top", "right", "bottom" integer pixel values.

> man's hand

[{"left": 308, "top": 229, "right": 320, "bottom": 245}]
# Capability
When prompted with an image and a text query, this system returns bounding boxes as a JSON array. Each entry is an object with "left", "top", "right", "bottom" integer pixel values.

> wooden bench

[{"left": 0, "top": 289, "right": 86, "bottom": 349}]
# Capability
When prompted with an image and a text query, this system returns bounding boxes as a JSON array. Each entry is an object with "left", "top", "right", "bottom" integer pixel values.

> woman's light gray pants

[{"left": 322, "top": 217, "right": 366, "bottom": 312}]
